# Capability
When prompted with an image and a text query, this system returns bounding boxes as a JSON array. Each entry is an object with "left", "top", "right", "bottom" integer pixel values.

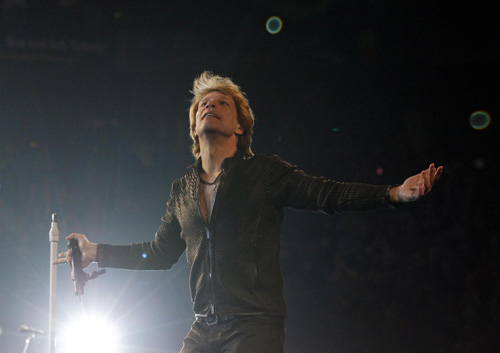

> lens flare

[
  {"left": 470, "top": 111, "right": 491, "bottom": 130},
  {"left": 266, "top": 16, "right": 283, "bottom": 34},
  {"left": 58, "top": 314, "right": 119, "bottom": 353}
]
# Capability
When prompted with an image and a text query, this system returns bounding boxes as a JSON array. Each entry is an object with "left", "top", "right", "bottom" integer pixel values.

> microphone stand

[
  {"left": 22, "top": 332, "right": 35, "bottom": 353},
  {"left": 47, "top": 213, "right": 105, "bottom": 353},
  {"left": 49, "top": 213, "right": 59, "bottom": 353},
  {"left": 20, "top": 325, "right": 46, "bottom": 353}
]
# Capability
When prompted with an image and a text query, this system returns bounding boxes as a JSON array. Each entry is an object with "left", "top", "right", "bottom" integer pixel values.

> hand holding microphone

[
  {"left": 53, "top": 233, "right": 97, "bottom": 269},
  {"left": 67, "top": 239, "right": 86, "bottom": 296},
  {"left": 52, "top": 233, "right": 105, "bottom": 298}
]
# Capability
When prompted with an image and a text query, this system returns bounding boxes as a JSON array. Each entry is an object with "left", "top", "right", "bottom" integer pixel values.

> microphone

[
  {"left": 19, "top": 325, "right": 46, "bottom": 335},
  {"left": 68, "top": 239, "right": 86, "bottom": 297}
]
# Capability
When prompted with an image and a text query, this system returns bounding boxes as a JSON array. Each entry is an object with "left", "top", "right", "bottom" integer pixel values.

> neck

[{"left": 199, "top": 135, "right": 238, "bottom": 176}]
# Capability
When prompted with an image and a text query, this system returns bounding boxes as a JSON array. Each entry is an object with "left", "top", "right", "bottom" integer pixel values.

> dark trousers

[{"left": 180, "top": 315, "right": 285, "bottom": 353}]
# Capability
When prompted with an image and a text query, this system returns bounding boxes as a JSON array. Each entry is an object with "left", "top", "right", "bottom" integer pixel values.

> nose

[{"left": 206, "top": 99, "right": 216, "bottom": 108}]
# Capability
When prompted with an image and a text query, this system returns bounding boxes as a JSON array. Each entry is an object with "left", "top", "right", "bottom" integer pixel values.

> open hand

[{"left": 391, "top": 163, "right": 443, "bottom": 203}]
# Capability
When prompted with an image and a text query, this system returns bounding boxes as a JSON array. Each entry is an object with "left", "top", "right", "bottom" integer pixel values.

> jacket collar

[{"left": 189, "top": 149, "right": 245, "bottom": 174}]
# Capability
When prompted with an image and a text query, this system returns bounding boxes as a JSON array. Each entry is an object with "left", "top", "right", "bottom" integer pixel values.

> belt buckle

[{"left": 206, "top": 314, "right": 219, "bottom": 326}]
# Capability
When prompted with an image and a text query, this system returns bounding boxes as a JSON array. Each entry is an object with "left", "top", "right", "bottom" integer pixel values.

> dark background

[{"left": 0, "top": 1, "right": 498, "bottom": 352}]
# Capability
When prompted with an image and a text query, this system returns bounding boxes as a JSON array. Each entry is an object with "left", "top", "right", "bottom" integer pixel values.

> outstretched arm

[{"left": 389, "top": 163, "right": 443, "bottom": 203}]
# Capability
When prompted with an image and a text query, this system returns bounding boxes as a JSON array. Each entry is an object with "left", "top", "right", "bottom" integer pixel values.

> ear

[{"left": 235, "top": 125, "right": 244, "bottom": 136}]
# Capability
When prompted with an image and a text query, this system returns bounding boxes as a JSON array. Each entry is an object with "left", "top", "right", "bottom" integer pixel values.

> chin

[{"left": 200, "top": 127, "right": 220, "bottom": 135}]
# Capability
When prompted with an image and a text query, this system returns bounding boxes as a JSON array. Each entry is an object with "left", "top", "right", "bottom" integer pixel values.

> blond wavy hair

[{"left": 189, "top": 71, "right": 255, "bottom": 158}]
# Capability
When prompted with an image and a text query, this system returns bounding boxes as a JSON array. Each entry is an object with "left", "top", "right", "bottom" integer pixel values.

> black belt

[{"left": 197, "top": 314, "right": 237, "bottom": 326}]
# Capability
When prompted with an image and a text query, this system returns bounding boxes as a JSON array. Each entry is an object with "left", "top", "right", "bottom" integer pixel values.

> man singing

[{"left": 55, "top": 71, "right": 443, "bottom": 353}]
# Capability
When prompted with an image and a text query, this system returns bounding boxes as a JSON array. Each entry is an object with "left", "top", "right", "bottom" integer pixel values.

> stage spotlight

[
  {"left": 58, "top": 314, "right": 118, "bottom": 353},
  {"left": 470, "top": 110, "right": 491, "bottom": 130},
  {"left": 266, "top": 16, "right": 283, "bottom": 34}
]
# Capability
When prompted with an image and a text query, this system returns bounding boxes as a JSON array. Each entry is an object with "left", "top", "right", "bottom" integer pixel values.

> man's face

[{"left": 195, "top": 91, "right": 243, "bottom": 140}]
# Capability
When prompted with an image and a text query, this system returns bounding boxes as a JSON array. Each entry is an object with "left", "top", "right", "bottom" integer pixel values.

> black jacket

[{"left": 97, "top": 152, "right": 397, "bottom": 317}]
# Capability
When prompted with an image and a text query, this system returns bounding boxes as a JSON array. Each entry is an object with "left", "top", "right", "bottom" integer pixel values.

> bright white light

[{"left": 58, "top": 313, "right": 118, "bottom": 353}]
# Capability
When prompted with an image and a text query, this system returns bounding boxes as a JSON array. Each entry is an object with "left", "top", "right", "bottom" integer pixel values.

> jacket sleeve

[
  {"left": 264, "top": 155, "right": 399, "bottom": 214},
  {"left": 97, "top": 181, "right": 186, "bottom": 270}
]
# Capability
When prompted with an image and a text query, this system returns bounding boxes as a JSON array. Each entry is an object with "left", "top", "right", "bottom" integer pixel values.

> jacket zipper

[
  {"left": 197, "top": 200, "right": 216, "bottom": 315},
  {"left": 206, "top": 227, "right": 215, "bottom": 315},
  {"left": 197, "top": 173, "right": 224, "bottom": 315},
  {"left": 253, "top": 241, "right": 260, "bottom": 291}
]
